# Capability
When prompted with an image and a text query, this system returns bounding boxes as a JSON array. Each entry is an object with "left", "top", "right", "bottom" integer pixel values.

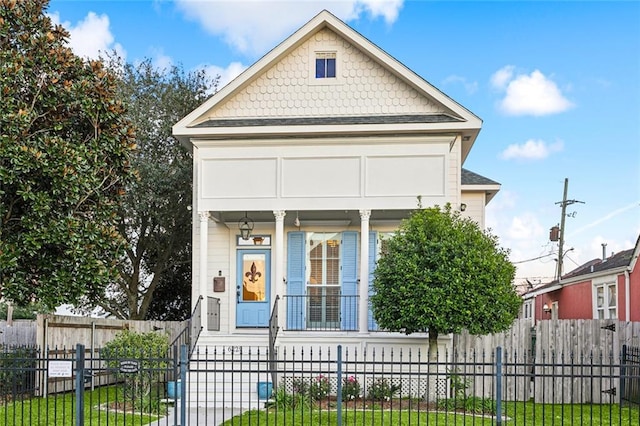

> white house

[{"left": 173, "top": 10, "right": 500, "bottom": 355}]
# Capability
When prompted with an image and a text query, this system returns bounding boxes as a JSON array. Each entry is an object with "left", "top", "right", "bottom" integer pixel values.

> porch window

[
  {"left": 307, "top": 233, "right": 340, "bottom": 328},
  {"left": 595, "top": 282, "right": 617, "bottom": 319},
  {"left": 315, "top": 52, "right": 336, "bottom": 78}
]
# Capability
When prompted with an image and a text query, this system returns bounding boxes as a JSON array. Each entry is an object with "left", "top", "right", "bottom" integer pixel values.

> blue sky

[{"left": 47, "top": 0, "right": 640, "bottom": 289}]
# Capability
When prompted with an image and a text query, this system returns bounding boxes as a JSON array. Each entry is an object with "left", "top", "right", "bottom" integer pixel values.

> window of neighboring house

[
  {"left": 307, "top": 232, "right": 340, "bottom": 328},
  {"left": 522, "top": 300, "right": 533, "bottom": 322},
  {"left": 315, "top": 52, "right": 336, "bottom": 79},
  {"left": 595, "top": 282, "right": 617, "bottom": 319},
  {"left": 551, "top": 301, "right": 559, "bottom": 320}
]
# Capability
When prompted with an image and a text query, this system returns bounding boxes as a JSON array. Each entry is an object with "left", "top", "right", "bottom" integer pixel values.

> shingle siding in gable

[{"left": 207, "top": 28, "right": 447, "bottom": 119}]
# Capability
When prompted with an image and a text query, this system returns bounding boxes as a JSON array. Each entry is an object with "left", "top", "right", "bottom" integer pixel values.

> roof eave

[
  {"left": 461, "top": 183, "right": 501, "bottom": 204},
  {"left": 175, "top": 121, "right": 481, "bottom": 140},
  {"left": 173, "top": 10, "right": 483, "bottom": 143},
  {"left": 530, "top": 266, "right": 629, "bottom": 297}
]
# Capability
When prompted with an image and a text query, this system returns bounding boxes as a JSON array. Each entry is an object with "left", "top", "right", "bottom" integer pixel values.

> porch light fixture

[
  {"left": 543, "top": 303, "right": 551, "bottom": 314},
  {"left": 238, "top": 212, "right": 254, "bottom": 240},
  {"left": 460, "top": 203, "right": 467, "bottom": 212}
]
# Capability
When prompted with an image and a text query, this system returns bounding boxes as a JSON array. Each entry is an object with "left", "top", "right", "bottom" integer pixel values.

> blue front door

[{"left": 236, "top": 249, "right": 271, "bottom": 327}]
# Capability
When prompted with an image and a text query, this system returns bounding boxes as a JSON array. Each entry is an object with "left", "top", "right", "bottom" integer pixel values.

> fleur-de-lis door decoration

[{"left": 245, "top": 262, "right": 262, "bottom": 283}]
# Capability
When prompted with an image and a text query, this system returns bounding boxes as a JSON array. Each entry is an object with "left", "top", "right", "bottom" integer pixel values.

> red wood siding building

[{"left": 522, "top": 236, "right": 640, "bottom": 323}]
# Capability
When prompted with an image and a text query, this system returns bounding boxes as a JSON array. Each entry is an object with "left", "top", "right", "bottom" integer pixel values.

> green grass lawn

[
  {"left": 3, "top": 389, "right": 638, "bottom": 425},
  {"left": 0, "top": 385, "right": 168, "bottom": 426},
  {"left": 221, "top": 402, "right": 640, "bottom": 425}
]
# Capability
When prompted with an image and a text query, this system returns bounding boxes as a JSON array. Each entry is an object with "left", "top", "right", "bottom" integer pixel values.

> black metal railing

[
  {"left": 183, "top": 344, "right": 640, "bottom": 425},
  {"left": 1, "top": 342, "right": 640, "bottom": 424},
  {"left": 170, "top": 295, "right": 203, "bottom": 356},
  {"left": 283, "top": 294, "right": 358, "bottom": 331},
  {"left": 268, "top": 295, "right": 279, "bottom": 388},
  {"left": 622, "top": 344, "right": 640, "bottom": 405}
]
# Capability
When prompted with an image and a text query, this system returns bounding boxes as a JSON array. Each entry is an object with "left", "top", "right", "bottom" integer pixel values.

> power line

[{"left": 512, "top": 252, "right": 556, "bottom": 264}]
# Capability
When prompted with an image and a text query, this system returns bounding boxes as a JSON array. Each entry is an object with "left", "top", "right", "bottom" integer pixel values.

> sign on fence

[
  {"left": 118, "top": 359, "right": 140, "bottom": 374},
  {"left": 48, "top": 360, "right": 72, "bottom": 378}
]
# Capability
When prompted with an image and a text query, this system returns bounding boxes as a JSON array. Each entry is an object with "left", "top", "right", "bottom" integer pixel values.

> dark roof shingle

[
  {"left": 461, "top": 168, "right": 500, "bottom": 186},
  {"left": 194, "top": 114, "right": 461, "bottom": 128}
]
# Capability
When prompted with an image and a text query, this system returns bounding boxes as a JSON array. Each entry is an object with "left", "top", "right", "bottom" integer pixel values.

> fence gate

[{"left": 622, "top": 344, "right": 640, "bottom": 405}]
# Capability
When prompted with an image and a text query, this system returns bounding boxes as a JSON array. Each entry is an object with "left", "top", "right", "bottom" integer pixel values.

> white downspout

[{"left": 625, "top": 269, "right": 630, "bottom": 320}]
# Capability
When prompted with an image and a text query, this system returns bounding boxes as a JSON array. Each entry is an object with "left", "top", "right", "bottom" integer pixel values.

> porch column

[
  {"left": 273, "top": 210, "right": 286, "bottom": 331},
  {"left": 359, "top": 210, "right": 371, "bottom": 334},
  {"left": 198, "top": 211, "right": 209, "bottom": 331}
]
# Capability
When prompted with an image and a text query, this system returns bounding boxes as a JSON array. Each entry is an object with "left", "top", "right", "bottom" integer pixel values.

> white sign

[{"left": 48, "top": 361, "right": 73, "bottom": 378}]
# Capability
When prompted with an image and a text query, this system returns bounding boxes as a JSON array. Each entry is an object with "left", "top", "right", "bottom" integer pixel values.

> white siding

[
  {"left": 205, "top": 28, "right": 447, "bottom": 119},
  {"left": 197, "top": 137, "right": 453, "bottom": 212},
  {"left": 460, "top": 192, "right": 486, "bottom": 228}
]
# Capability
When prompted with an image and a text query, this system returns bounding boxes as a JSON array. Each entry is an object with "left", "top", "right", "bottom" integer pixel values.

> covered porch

[{"left": 195, "top": 208, "right": 414, "bottom": 336}]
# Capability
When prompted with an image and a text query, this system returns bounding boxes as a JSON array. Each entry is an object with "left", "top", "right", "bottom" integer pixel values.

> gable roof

[
  {"left": 173, "top": 10, "right": 482, "bottom": 161},
  {"left": 461, "top": 168, "right": 499, "bottom": 185},
  {"left": 525, "top": 240, "right": 638, "bottom": 297},
  {"left": 563, "top": 249, "right": 634, "bottom": 279},
  {"left": 461, "top": 168, "right": 500, "bottom": 202}
]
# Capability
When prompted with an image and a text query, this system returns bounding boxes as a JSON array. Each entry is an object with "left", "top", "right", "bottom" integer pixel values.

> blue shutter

[
  {"left": 368, "top": 231, "right": 379, "bottom": 331},
  {"left": 287, "top": 232, "right": 305, "bottom": 330},
  {"left": 341, "top": 231, "right": 358, "bottom": 331}
]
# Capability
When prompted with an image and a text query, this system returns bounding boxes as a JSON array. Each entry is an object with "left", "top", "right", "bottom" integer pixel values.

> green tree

[
  {"left": 80, "top": 56, "right": 215, "bottom": 320},
  {"left": 101, "top": 329, "right": 170, "bottom": 411},
  {"left": 0, "top": 0, "right": 136, "bottom": 310},
  {"left": 371, "top": 204, "right": 521, "bottom": 363},
  {"left": 0, "top": 301, "right": 51, "bottom": 320}
]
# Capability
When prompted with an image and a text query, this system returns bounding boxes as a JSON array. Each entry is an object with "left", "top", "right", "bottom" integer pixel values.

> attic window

[{"left": 315, "top": 52, "right": 336, "bottom": 78}]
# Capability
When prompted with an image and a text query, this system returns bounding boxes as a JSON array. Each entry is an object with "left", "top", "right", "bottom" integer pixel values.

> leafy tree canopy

[
  {"left": 0, "top": 301, "right": 51, "bottom": 320},
  {"left": 76, "top": 55, "right": 215, "bottom": 320},
  {"left": 0, "top": 0, "right": 136, "bottom": 310},
  {"left": 371, "top": 204, "right": 521, "bottom": 345}
]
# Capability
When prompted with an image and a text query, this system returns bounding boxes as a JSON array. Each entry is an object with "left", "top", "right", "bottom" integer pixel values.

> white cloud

[
  {"left": 151, "top": 49, "right": 174, "bottom": 72},
  {"left": 442, "top": 75, "right": 478, "bottom": 94},
  {"left": 354, "top": 0, "right": 404, "bottom": 24},
  {"left": 202, "top": 62, "right": 248, "bottom": 90},
  {"left": 490, "top": 65, "right": 514, "bottom": 90},
  {"left": 49, "top": 11, "right": 125, "bottom": 60},
  {"left": 491, "top": 67, "right": 573, "bottom": 116},
  {"left": 174, "top": 0, "right": 404, "bottom": 56},
  {"left": 500, "top": 138, "right": 564, "bottom": 161},
  {"left": 507, "top": 213, "right": 545, "bottom": 241}
]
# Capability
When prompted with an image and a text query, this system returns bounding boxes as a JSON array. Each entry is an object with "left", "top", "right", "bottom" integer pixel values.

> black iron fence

[
  {"left": 1, "top": 342, "right": 639, "bottom": 425},
  {"left": 622, "top": 344, "right": 640, "bottom": 405},
  {"left": 169, "top": 295, "right": 203, "bottom": 357}
]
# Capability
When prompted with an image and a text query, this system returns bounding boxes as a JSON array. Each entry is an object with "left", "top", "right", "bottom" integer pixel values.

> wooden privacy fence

[
  {"left": 0, "top": 320, "right": 37, "bottom": 347},
  {"left": 34, "top": 314, "right": 186, "bottom": 395},
  {"left": 453, "top": 319, "right": 640, "bottom": 403}
]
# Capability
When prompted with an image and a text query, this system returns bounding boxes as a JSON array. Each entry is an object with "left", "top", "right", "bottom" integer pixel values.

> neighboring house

[
  {"left": 173, "top": 10, "right": 500, "bottom": 353},
  {"left": 522, "top": 236, "right": 640, "bottom": 324}
]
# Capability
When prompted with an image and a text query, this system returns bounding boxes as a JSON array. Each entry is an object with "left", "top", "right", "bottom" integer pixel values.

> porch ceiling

[{"left": 212, "top": 209, "right": 414, "bottom": 227}]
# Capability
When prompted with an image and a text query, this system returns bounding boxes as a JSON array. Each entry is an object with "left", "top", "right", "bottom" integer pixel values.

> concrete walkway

[{"left": 148, "top": 406, "right": 247, "bottom": 426}]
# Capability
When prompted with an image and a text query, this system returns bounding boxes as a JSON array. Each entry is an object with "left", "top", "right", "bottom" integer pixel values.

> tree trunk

[{"left": 425, "top": 329, "right": 440, "bottom": 401}]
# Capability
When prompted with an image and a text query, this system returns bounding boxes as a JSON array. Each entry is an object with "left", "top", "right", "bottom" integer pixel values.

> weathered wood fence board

[
  {"left": 0, "top": 320, "right": 37, "bottom": 346},
  {"left": 452, "top": 319, "right": 640, "bottom": 403},
  {"left": 34, "top": 314, "right": 187, "bottom": 395}
]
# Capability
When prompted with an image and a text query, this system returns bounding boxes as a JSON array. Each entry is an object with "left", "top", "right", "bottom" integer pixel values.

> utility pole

[{"left": 555, "top": 178, "right": 584, "bottom": 281}]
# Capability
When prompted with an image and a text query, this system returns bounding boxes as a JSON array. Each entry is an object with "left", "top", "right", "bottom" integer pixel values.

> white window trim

[
  {"left": 593, "top": 277, "right": 617, "bottom": 319},
  {"left": 309, "top": 48, "right": 343, "bottom": 86},
  {"left": 522, "top": 299, "right": 534, "bottom": 324}
]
